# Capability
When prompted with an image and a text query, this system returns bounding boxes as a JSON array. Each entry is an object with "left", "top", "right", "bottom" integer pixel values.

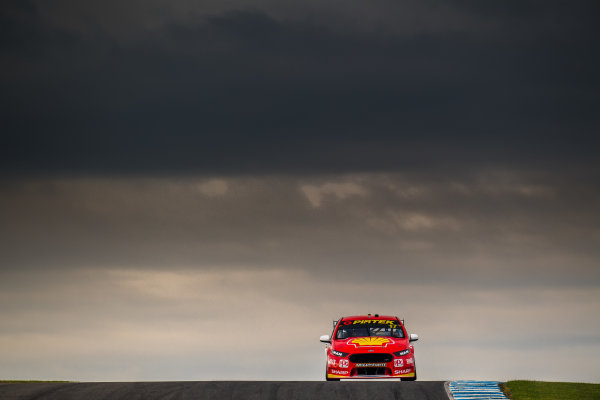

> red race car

[{"left": 320, "top": 314, "right": 418, "bottom": 381}]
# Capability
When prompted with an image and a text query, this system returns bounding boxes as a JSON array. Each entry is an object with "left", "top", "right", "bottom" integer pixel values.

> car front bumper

[{"left": 326, "top": 359, "right": 415, "bottom": 379}]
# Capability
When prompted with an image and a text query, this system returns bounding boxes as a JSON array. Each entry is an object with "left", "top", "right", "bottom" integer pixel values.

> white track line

[{"left": 448, "top": 380, "right": 509, "bottom": 400}]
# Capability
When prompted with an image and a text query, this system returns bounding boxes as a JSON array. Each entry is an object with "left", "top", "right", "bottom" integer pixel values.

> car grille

[
  {"left": 349, "top": 353, "right": 393, "bottom": 363},
  {"left": 354, "top": 367, "right": 390, "bottom": 376}
]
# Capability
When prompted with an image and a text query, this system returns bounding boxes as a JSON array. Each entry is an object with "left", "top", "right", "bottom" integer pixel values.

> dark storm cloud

[
  {"left": 1, "top": 0, "right": 598, "bottom": 175},
  {"left": 1, "top": 173, "right": 598, "bottom": 288}
]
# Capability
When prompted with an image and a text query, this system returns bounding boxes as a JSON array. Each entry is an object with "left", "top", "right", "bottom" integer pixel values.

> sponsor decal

[
  {"left": 344, "top": 319, "right": 399, "bottom": 328},
  {"left": 327, "top": 358, "right": 336, "bottom": 366},
  {"left": 406, "top": 357, "right": 414, "bottom": 365},
  {"left": 331, "top": 370, "right": 349, "bottom": 375},
  {"left": 349, "top": 337, "right": 391, "bottom": 347},
  {"left": 339, "top": 359, "right": 349, "bottom": 368},
  {"left": 355, "top": 363, "right": 387, "bottom": 367},
  {"left": 394, "top": 369, "right": 412, "bottom": 375},
  {"left": 393, "top": 359, "right": 404, "bottom": 367}
]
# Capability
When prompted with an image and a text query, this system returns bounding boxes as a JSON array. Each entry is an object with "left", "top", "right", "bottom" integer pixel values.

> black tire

[
  {"left": 400, "top": 368, "right": 417, "bottom": 382},
  {"left": 325, "top": 366, "right": 340, "bottom": 381},
  {"left": 400, "top": 366, "right": 417, "bottom": 381}
]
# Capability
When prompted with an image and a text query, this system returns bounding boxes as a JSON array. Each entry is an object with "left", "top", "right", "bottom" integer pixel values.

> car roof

[{"left": 340, "top": 315, "right": 399, "bottom": 321}]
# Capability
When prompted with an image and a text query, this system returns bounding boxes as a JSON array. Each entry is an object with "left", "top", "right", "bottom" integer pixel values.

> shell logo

[{"left": 350, "top": 337, "right": 391, "bottom": 347}]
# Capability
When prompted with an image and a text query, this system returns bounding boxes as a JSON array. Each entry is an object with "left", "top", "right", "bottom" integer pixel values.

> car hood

[{"left": 332, "top": 337, "right": 409, "bottom": 353}]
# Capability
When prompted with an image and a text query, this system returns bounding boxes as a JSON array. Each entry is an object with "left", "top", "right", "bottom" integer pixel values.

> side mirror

[
  {"left": 409, "top": 333, "right": 419, "bottom": 342},
  {"left": 320, "top": 334, "right": 331, "bottom": 343}
]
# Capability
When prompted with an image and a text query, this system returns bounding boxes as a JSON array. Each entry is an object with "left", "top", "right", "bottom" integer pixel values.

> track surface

[{"left": 0, "top": 381, "right": 449, "bottom": 400}]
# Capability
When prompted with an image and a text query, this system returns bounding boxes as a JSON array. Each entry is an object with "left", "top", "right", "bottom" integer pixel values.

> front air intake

[{"left": 354, "top": 367, "right": 391, "bottom": 376}]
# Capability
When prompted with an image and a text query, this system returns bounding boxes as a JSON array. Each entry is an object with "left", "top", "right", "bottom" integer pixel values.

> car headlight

[
  {"left": 393, "top": 349, "right": 411, "bottom": 356},
  {"left": 331, "top": 350, "right": 349, "bottom": 357}
]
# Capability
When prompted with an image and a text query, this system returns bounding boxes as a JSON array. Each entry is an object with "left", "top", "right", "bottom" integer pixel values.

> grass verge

[{"left": 501, "top": 380, "right": 600, "bottom": 400}]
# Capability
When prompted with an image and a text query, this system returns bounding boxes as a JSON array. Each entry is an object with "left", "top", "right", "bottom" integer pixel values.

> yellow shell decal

[{"left": 350, "top": 337, "right": 391, "bottom": 346}]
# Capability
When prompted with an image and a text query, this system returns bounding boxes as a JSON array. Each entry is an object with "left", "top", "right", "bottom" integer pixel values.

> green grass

[{"left": 501, "top": 380, "right": 600, "bottom": 400}]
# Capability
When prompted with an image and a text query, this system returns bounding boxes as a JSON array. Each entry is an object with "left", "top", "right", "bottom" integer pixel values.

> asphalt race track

[{"left": 0, "top": 381, "right": 449, "bottom": 400}]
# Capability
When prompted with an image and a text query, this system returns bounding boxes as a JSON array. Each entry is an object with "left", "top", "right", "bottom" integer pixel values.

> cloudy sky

[{"left": 1, "top": 0, "right": 599, "bottom": 383}]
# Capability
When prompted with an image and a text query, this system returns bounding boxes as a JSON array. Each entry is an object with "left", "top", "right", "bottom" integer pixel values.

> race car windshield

[{"left": 335, "top": 322, "right": 405, "bottom": 339}]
